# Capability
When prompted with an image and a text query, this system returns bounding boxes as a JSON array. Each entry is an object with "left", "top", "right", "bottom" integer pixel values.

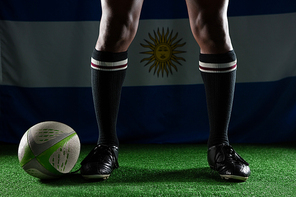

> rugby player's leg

[
  {"left": 81, "top": 0, "right": 144, "bottom": 180},
  {"left": 186, "top": 0, "right": 250, "bottom": 181}
]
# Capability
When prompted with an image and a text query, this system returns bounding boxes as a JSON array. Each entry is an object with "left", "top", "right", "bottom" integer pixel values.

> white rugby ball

[{"left": 18, "top": 121, "right": 80, "bottom": 179}]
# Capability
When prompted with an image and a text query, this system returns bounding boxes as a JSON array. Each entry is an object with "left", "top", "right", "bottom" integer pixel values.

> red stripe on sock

[{"left": 91, "top": 63, "right": 128, "bottom": 70}]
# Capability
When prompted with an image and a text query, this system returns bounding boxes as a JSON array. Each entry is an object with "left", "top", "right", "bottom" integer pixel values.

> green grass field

[{"left": 1, "top": 143, "right": 296, "bottom": 196}]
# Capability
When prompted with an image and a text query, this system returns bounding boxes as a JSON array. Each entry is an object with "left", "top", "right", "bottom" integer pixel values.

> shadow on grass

[
  {"left": 40, "top": 166, "right": 239, "bottom": 186},
  {"left": 112, "top": 166, "right": 215, "bottom": 183}
]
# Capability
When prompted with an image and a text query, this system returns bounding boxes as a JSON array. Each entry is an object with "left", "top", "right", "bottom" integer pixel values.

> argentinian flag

[{"left": 1, "top": 0, "right": 296, "bottom": 143}]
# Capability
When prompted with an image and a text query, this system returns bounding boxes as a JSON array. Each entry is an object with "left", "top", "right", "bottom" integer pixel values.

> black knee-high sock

[
  {"left": 199, "top": 50, "right": 237, "bottom": 148},
  {"left": 91, "top": 50, "right": 128, "bottom": 147}
]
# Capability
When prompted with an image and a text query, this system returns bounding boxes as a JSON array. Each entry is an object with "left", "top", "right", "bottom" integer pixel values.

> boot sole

[
  {"left": 220, "top": 174, "right": 248, "bottom": 181},
  {"left": 82, "top": 174, "right": 110, "bottom": 180}
]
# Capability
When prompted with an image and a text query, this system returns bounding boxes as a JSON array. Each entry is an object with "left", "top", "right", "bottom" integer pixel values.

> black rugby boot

[
  {"left": 208, "top": 143, "right": 250, "bottom": 181},
  {"left": 81, "top": 145, "right": 119, "bottom": 180}
]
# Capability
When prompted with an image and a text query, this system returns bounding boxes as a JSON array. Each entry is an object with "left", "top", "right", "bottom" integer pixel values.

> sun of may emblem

[{"left": 140, "top": 28, "right": 186, "bottom": 77}]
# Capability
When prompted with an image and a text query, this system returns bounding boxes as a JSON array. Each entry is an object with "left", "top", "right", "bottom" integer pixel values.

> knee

[
  {"left": 189, "top": 13, "right": 230, "bottom": 51},
  {"left": 98, "top": 12, "right": 140, "bottom": 51},
  {"left": 112, "top": 12, "right": 139, "bottom": 40}
]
